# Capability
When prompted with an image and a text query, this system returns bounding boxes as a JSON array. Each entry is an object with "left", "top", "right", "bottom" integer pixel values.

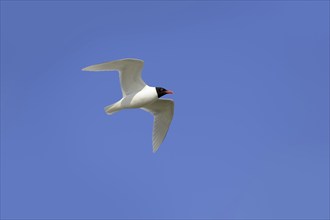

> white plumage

[{"left": 82, "top": 58, "right": 174, "bottom": 153}]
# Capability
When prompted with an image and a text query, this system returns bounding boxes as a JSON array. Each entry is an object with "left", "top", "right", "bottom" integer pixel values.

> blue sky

[{"left": 1, "top": 1, "right": 329, "bottom": 219}]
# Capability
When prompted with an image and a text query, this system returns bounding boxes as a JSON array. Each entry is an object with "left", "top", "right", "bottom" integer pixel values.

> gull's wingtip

[
  {"left": 152, "top": 146, "right": 160, "bottom": 153},
  {"left": 82, "top": 66, "right": 91, "bottom": 71}
]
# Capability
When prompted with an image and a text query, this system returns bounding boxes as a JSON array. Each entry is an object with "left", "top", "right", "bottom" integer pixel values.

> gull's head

[{"left": 156, "top": 87, "right": 174, "bottom": 98}]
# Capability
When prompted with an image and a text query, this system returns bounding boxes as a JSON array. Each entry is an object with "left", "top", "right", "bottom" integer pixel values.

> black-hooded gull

[{"left": 82, "top": 58, "right": 174, "bottom": 153}]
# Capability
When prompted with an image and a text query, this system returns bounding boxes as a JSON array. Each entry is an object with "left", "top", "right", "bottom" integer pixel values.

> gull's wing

[
  {"left": 142, "top": 99, "right": 174, "bottom": 153},
  {"left": 82, "top": 58, "right": 146, "bottom": 96}
]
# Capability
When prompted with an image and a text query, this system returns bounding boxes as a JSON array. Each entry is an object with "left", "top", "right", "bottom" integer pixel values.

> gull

[{"left": 82, "top": 58, "right": 174, "bottom": 153}]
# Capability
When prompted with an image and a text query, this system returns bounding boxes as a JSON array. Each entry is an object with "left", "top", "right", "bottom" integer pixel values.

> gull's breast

[{"left": 121, "top": 86, "right": 158, "bottom": 108}]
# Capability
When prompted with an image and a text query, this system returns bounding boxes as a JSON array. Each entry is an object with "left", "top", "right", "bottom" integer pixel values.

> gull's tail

[{"left": 104, "top": 103, "right": 120, "bottom": 115}]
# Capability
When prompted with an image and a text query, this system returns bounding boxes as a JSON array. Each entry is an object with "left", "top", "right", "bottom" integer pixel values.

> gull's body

[
  {"left": 82, "top": 58, "right": 174, "bottom": 152},
  {"left": 106, "top": 85, "right": 158, "bottom": 114}
]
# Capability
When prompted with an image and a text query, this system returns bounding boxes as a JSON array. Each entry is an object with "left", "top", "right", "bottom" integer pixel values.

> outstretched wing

[
  {"left": 142, "top": 99, "right": 174, "bottom": 153},
  {"left": 82, "top": 58, "right": 146, "bottom": 96}
]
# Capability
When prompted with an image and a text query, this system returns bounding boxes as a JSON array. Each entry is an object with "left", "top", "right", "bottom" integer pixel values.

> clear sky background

[{"left": 1, "top": 1, "right": 329, "bottom": 219}]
